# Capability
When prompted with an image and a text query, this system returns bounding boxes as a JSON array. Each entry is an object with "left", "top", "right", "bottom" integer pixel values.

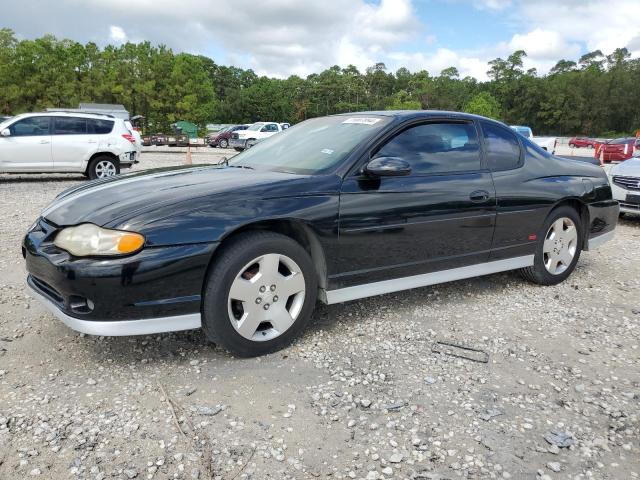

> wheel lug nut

[
  {"left": 263, "top": 303, "right": 270, "bottom": 310},
  {"left": 259, "top": 286, "right": 266, "bottom": 293},
  {"left": 255, "top": 298, "right": 262, "bottom": 304},
  {"left": 270, "top": 284, "right": 276, "bottom": 291},
  {"left": 273, "top": 296, "right": 278, "bottom": 302}
]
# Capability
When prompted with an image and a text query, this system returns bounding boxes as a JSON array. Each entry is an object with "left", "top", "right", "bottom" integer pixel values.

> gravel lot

[{"left": 1, "top": 150, "right": 639, "bottom": 480}]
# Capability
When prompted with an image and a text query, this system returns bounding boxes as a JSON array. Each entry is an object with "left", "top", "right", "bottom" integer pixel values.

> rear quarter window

[
  {"left": 483, "top": 122, "right": 523, "bottom": 171},
  {"left": 87, "top": 119, "right": 114, "bottom": 134}
]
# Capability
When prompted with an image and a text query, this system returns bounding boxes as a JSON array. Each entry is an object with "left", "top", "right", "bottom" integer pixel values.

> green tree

[{"left": 464, "top": 92, "right": 501, "bottom": 119}]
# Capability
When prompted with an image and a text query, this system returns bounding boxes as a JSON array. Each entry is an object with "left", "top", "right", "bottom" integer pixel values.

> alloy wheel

[
  {"left": 95, "top": 160, "right": 117, "bottom": 178},
  {"left": 227, "top": 253, "right": 305, "bottom": 341},
  {"left": 543, "top": 217, "right": 578, "bottom": 275}
]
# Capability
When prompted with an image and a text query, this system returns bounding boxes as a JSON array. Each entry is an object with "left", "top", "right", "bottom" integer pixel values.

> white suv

[{"left": 0, "top": 112, "right": 140, "bottom": 179}]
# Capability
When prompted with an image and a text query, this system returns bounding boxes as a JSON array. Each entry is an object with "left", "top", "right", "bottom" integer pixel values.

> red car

[
  {"left": 594, "top": 138, "right": 639, "bottom": 162},
  {"left": 208, "top": 124, "right": 249, "bottom": 148},
  {"left": 569, "top": 136, "right": 597, "bottom": 148}
]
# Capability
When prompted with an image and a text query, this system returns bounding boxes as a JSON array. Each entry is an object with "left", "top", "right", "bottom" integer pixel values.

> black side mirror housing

[{"left": 365, "top": 157, "right": 412, "bottom": 177}]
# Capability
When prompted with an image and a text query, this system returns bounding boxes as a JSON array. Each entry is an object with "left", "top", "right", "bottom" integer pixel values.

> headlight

[{"left": 54, "top": 224, "right": 145, "bottom": 256}]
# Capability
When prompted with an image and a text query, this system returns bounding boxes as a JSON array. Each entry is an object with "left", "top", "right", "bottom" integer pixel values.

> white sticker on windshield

[
  {"left": 342, "top": 117, "right": 381, "bottom": 125},
  {"left": 321, "top": 148, "right": 334, "bottom": 155}
]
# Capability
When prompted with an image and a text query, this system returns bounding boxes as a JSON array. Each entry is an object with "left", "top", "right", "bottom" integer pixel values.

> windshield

[
  {"left": 248, "top": 123, "right": 265, "bottom": 131},
  {"left": 230, "top": 115, "right": 391, "bottom": 174}
]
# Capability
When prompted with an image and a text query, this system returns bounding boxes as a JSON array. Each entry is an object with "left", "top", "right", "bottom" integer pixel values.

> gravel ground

[{"left": 0, "top": 150, "right": 639, "bottom": 480}]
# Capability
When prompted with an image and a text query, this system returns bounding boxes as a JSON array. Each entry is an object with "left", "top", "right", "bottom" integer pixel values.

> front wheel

[
  {"left": 202, "top": 231, "right": 318, "bottom": 357},
  {"left": 219, "top": 139, "right": 228, "bottom": 148},
  {"left": 87, "top": 155, "right": 119, "bottom": 180},
  {"left": 519, "top": 206, "right": 583, "bottom": 286}
]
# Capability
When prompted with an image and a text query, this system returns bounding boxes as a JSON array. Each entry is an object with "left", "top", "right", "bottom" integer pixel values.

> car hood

[
  {"left": 41, "top": 165, "right": 325, "bottom": 227},
  {"left": 611, "top": 158, "right": 640, "bottom": 176}
]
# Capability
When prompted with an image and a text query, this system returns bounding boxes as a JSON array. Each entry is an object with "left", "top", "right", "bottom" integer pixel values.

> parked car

[
  {"left": 230, "top": 122, "right": 288, "bottom": 151},
  {"left": 609, "top": 155, "right": 640, "bottom": 215},
  {"left": 167, "top": 134, "right": 189, "bottom": 147},
  {"left": 0, "top": 112, "right": 139, "bottom": 179},
  {"left": 141, "top": 135, "right": 152, "bottom": 146},
  {"left": 208, "top": 124, "right": 250, "bottom": 148},
  {"left": 510, "top": 125, "right": 557, "bottom": 154},
  {"left": 23, "top": 111, "right": 618, "bottom": 357},
  {"left": 569, "top": 137, "right": 597, "bottom": 148},
  {"left": 594, "top": 138, "right": 637, "bottom": 162},
  {"left": 151, "top": 134, "right": 167, "bottom": 146}
]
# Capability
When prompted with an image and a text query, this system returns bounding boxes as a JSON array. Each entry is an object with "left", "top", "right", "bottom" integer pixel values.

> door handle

[
  {"left": 469, "top": 190, "right": 490, "bottom": 202},
  {"left": 39, "top": 139, "right": 50, "bottom": 144}
]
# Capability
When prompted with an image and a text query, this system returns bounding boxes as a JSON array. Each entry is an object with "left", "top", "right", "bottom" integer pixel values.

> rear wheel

[
  {"left": 520, "top": 206, "right": 583, "bottom": 286},
  {"left": 202, "top": 231, "right": 318, "bottom": 357},
  {"left": 87, "top": 155, "right": 119, "bottom": 180}
]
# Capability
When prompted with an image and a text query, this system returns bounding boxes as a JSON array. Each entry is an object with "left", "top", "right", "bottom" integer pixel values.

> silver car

[{"left": 609, "top": 153, "right": 640, "bottom": 214}]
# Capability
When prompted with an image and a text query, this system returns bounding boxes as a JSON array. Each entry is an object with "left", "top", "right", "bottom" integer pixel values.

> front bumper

[
  {"left": 23, "top": 218, "right": 217, "bottom": 333},
  {"left": 28, "top": 277, "right": 201, "bottom": 335},
  {"left": 610, "top": 181, "right": 640, "bottom": 214},
  {"left": 229, "top": 138, "right": 246, "bottom": 149}
]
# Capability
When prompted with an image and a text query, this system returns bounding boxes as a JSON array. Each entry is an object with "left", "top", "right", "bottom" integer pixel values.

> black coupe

[{"left": 23, "top": 111, "right": 619, "bottom": 356}]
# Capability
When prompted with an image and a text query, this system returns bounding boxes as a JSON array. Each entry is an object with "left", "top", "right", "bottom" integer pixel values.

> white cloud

[
  {"left": 508, "top": 29, "right": 581, "bottom": 61},
  {"left": 108, "top": 25, "right": 127, "bottom": 44},
  {"left": 518, "top": 0, "right": 640, "bottom": 58}
]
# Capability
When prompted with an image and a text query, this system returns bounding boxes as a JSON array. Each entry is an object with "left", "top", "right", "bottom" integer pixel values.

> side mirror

[
  {"left": 1, "top": 129, "right": 10, "bottom": 137},
  {"left": 365, "top": 157, "right": 411, "bottom": 177}
]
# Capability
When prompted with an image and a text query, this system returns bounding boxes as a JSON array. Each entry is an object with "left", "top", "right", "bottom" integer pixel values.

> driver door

[
  {"left": 0, "top": 116, "right": 52, "bottom": 171},
  {"left": 334, "top": 120, "right": 496, "bottom": 290}
]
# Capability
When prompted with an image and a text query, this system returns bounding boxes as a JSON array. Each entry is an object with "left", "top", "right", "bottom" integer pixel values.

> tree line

[{"left": 0, "top": 28, "right": 638, "bottom": 136}]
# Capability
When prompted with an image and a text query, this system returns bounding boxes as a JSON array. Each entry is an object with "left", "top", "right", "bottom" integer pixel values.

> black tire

[
  {"left": 202, "top": 231, "right": 318, "bottom": 357},
  {"left": 569, "top": 143, "right": 575, "bottom": 148},
  {"left": 519, "top": 206, "right": 583, "bottom": 286},
  {"left": 219, "top": 139, "right": 228, "bottom": 148},
  {"left": 87, "top": 155, "right": 120, "bottom": 180}
]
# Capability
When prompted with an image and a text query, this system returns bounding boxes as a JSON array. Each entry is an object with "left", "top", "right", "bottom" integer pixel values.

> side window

[
  {"left": 266, "top": 123, "right": 278, "bottom": 132},
  {"left": 9, "top": 117, "right": 50, "bottom": 137},
  {"left": 87, "top": 119, "right": 114, "bottom": 134},
  {"left": 375, "top": 122, "right": 481, "bottom": 175},
  {"left": 54, "top": 117, "right": 87, "bottom": 135},
  {"left": 482, "top": 122, "right": 522, "bottom": 171}
]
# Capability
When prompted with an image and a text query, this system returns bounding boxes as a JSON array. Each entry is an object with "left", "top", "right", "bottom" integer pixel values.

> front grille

[{"left": 613, "top": 176, "right": 640, "bottom": 191}]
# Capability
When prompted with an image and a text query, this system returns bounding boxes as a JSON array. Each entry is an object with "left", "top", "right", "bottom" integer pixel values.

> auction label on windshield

[{"left": 342, "top": 117, "right": 381, "bottom": 125}]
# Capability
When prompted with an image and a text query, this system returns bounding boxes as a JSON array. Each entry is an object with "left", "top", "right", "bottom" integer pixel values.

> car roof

[
  {"left": 332, "top": 110, "right": 502, "bottom": 123},
  {"left": 9, "top": 111, "right": 120, "bottom": 120}
]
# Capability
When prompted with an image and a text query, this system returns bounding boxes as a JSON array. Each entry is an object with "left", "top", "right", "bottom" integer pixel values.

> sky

[{"left": 3, "top": 0, "right": 640, "bottom": 81}]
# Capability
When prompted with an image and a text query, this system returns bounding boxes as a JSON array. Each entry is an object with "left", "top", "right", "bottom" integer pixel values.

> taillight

[{"left": 122, "top": 133, "right": 136, "bottom": 144}]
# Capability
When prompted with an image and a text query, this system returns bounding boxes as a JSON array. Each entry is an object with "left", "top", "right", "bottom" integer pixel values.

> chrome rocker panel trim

[
  {"left": 586, "top": 230, "right": 615, "bottom": 250},
  {"left": 28, "top": 282, "right": 202, "bottom": 336},
  {"left": 325, "top": 255, "right": 534, "bottom": 304}
]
